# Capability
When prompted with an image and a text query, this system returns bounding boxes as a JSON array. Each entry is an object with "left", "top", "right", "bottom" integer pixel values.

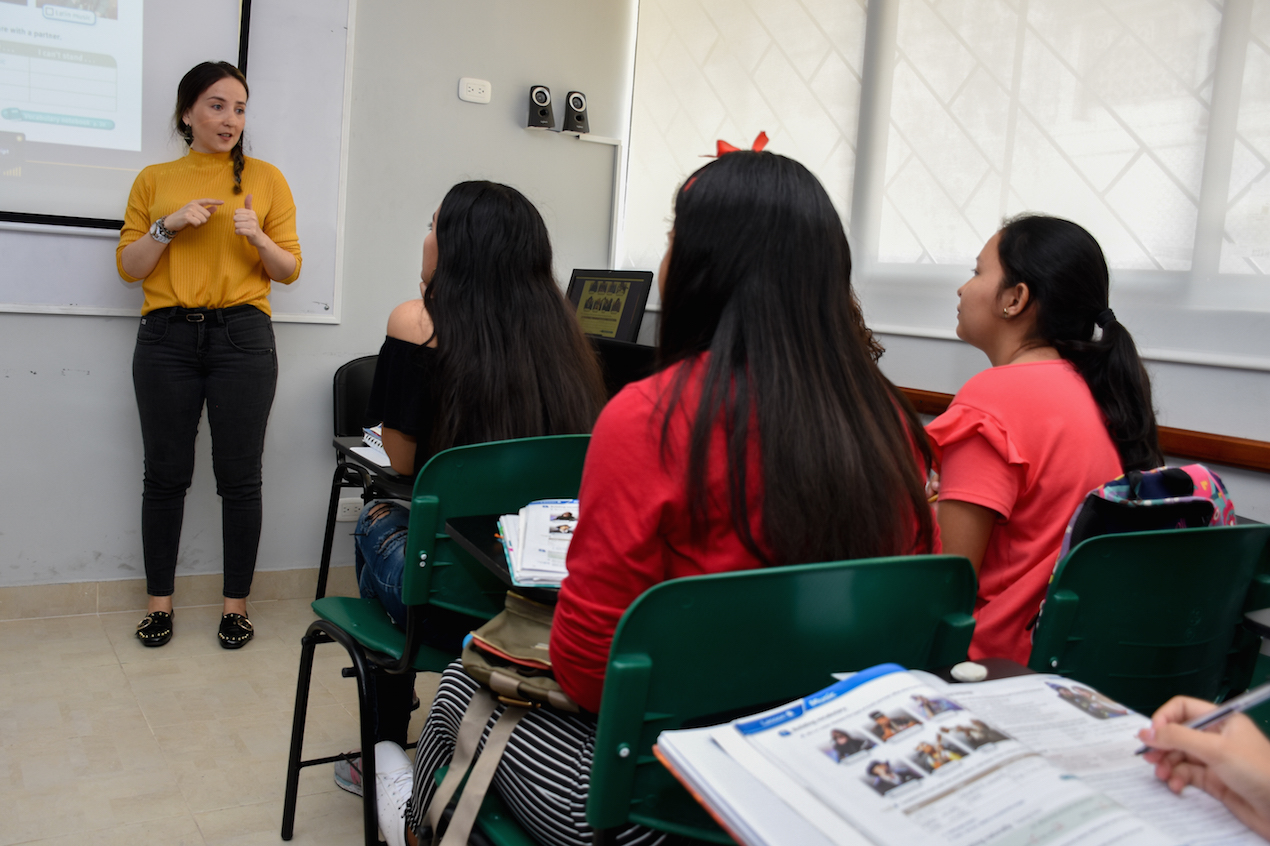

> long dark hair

[
  {"left": 423, "top": 181, "right": 606, "bottom": 451},
  {"left": 658, "top": 151, "right": 933, "bottom": 566},
  {"left": 996, "top": 214, "right": 1161, "bottom": 471},
  {"left": 174, "top": 61, "right": 248, "bottom": 194}
]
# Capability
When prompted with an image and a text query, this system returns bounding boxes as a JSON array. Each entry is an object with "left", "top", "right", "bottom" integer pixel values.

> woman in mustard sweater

[{"left": 116, "top": 61, "right": 302, "bottom": 649}]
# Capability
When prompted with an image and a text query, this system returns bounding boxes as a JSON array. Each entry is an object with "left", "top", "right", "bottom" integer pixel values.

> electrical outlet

[
  {"left": 459, "top": 77, "right": 492, "bottom": 104},
  {"left": 336, "top": 496, "right": 363, "bottom": 522}
]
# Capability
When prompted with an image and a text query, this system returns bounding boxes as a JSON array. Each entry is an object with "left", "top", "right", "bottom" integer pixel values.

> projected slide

[
  {"left": 0, "top": 0, "right": 141, "bottom": 152},
  {"left": 1, "top": 1, "right": 238, "bottom": 223}
]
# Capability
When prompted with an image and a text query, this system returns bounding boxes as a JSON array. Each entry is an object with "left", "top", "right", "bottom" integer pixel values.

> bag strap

[
  {"left": 426, "top": 688, "right": 500, "bottom": 842},
  {"left": 439, "top": 705, "right": 528, "bottom": 846}
]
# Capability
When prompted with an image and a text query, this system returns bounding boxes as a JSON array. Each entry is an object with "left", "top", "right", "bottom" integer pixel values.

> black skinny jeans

[{"left": 132, "top": 305, "right": 277, "bottom": 599}]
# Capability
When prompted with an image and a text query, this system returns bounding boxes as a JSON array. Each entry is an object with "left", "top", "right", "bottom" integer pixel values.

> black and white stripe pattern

[{"left": 405, "top": 662, "right": 665, "bottom": 846}]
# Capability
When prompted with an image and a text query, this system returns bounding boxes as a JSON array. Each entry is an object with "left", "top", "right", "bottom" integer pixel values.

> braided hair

[{"left": 173, "top": 61, "right": 249, "bottom": 194}]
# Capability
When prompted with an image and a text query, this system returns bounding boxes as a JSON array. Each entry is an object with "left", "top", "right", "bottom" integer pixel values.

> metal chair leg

[
  {"left": 357, "top": 655, "right": 381, "bottom": 846},
  {"left": 281, "top": 628, "right": 321, "bottom": 840},
  {"left": 317, "top": 463, "right": 374, "bottom": 600},
  {"left": 280, "top": 620, "right": 387, "bottom": 846}
]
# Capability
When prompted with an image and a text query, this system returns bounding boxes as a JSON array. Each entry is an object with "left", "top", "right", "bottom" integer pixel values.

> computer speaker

[
  {"left": 563, "top": 91, "right": 589, "bottom": 133},
  {"left": 527, "top": 85, "right": 554, "bottom": 130}
]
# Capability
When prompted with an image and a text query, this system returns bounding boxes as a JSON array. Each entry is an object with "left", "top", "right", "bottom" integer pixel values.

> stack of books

[{"left": 496, "top": 499, "right": 578, "bottom": 588}]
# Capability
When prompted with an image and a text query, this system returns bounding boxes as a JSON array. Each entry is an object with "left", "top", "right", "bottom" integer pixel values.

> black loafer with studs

[
  {"left": 218, "top": 612, "right": 254, "bottom": 649},
  {"left": 136, "top": 611, "right": 174, "bottom": 647}
]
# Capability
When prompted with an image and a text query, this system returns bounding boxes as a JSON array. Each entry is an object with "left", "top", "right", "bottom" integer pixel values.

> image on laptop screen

[{"left": 565, "top": 269, "right": 654, "bottom": 343}]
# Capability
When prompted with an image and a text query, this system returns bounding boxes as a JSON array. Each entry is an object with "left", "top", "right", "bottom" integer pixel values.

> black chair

[
  {"left": 316, "top": 355, "right": 414, "bottom": 600},
  {"left": 282, "top": 436, "right": 592, "bottom": 846}
]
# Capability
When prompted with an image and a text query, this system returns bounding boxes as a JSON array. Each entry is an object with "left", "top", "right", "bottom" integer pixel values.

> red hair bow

[{"left": 707, "top": 131, "right": 769, "bottom": 157}]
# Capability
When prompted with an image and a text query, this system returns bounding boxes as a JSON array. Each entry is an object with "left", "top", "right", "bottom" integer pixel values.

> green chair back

[
  {"left": 587, "top": 555, "right": 977, "bottom": 842},
  {"left": 311, "top": 435, "right": 589, "bottom": 674},
  {"left": 402, "top": 434, "right": 592, "bottom": 612},
  {"left": 1027, "top": 524, "right": 1270, "bottom": 715}
]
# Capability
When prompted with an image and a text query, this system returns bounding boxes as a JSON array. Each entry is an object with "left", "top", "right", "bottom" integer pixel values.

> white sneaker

[{"left": 374, "top": 741, "right": 414, "bottom": 846}]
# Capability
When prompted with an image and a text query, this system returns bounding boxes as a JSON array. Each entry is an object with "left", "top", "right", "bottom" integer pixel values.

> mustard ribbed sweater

[{"left": 116, "top": 149, "right": 302, "bottom": 315}]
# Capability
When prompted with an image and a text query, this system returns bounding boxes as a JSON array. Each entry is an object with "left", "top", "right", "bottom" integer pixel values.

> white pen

[{"left": 1135, "top": 680, "right": 1270, "bottom": 755}]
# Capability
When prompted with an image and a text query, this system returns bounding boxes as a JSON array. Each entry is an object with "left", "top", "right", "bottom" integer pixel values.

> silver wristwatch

[{"left": 149, "top": 216, "right": 176, "bottom": 244}]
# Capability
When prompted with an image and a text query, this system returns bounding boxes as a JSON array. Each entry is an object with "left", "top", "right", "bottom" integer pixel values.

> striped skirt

[{"left": 405, "top": 661, "right": 664, "bottom": 846}]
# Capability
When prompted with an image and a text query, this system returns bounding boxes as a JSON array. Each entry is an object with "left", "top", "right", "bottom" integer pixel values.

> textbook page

[
  {"left": 733, "top": 666, "right": 1173, "bottom": 846},
  {"left": 508, "top": 499, "right": 577, "bottom": 587},
  {"left": 909, "top": 672, "right": 1261, "bottom": 846},
  {"left": 351, "top": 445, "right": 390, "bottom": 467},
  {"left": 496, "top": 514, "right": 520, "bottom": 572},
  {"left": 656, "top": 726, "right": 851, "bottom": 846}
]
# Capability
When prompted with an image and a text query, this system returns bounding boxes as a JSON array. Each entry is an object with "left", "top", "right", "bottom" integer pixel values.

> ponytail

[
  {"left": 1052, "top": 316, "right": 1162, "bottom": 471},
  {"left": 997, "top": 215, "right": 1162, "bottom": 472}
]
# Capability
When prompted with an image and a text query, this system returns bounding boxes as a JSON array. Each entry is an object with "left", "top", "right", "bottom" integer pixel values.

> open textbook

[
  {"left": 656, "top": 664, "right": 1259, "bottom": 846},
  {"left": 496, "top": 499, "right": 578, "bottom": 588}
]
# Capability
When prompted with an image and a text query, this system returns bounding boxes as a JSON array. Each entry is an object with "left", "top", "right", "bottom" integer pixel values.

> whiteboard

[{"left": 0, "top": 0, "right": 353, "bottom": 324}]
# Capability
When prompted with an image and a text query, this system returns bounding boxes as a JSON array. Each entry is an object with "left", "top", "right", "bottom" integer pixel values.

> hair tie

[
  {"left": 705, "top": 131, "right": 769, "bottom": 158},
  {"left": 1095, "top": 308, "right": 1116, "bottom": 328}
]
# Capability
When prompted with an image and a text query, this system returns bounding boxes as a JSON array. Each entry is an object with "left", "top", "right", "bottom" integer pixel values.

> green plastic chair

[
  {"left": 461, "top": 554, "right": 975, "bottom": 845},
  {"left": 1027, "top": 523, "right": 1270, "bottom": 716},
  {"left": 584, "top": 555, "right": 977, "bottom": 844},
  {"left": 281, "top": 434, "right": 591, "bottom": 846}
]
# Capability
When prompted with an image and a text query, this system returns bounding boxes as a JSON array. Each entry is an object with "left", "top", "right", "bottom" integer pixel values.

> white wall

[{"left": 0, "top": 0, "right": 639, "bottom": 588}]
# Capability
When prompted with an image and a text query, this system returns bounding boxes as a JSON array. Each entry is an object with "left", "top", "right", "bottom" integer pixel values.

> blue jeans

[
  {"left": 354, "top": 500, "right": 488, "bottom": 745},
  {"left": 354, "top": 500, "right": 480, "bottom": 641},
  {"left": 354, "top": 500, "right": 411, "bottom": 627},
  {"left": 132, "top": 305, "right": 277, "bottom": 599},
  {"left": 354, "top": 501, "right": 416, "bottom": 745}
]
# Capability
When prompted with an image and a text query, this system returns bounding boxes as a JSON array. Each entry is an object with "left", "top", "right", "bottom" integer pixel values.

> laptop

[{"left": 565, "top": 269, "right": 653, "bottom": 343}]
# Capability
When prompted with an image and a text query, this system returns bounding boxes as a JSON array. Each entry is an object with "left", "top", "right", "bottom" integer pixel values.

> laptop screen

[{"left": 565, "top": 269, "right": 654, "bottom": 343}]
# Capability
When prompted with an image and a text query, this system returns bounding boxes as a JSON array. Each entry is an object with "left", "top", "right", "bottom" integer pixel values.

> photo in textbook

[
  {"left": 938, "top": 719, "right": 1011, "bottom": 751},
  {"left": 861, "top": 759, "right": 923, "bottom": 796},
  {"left": 910, "top": 693, "right": 963, "bottom": 719},
  {"left": 1047, "top": 682, "right": 1130, "bottom": 720},
  {"left": 866, "top": 709, "right": 921, "bottom": 741},
  {"left": 907, "top": 735, "right": 971, "bottom": 774},
  {"left": 822, "top": 728, "right": 875, "bottom": 764}
]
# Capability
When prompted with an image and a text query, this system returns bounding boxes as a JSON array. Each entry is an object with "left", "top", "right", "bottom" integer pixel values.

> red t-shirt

[
  {"left": 926, "top": 359, "right": 1122, "bottom": 664},
  {"left": 550, "top": 360, "right": 770, "bottom": 712},
  {"left": 551, "top": 358, "right": 937, "bottom": 712}
]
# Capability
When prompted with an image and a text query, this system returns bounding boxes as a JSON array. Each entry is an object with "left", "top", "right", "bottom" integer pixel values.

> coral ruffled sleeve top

[
  {"left": 116, "top": 149, "right": 302, "bottom": 315},
  {"left": 925, "top": 360, "right": 1122, "bottom": 664}
]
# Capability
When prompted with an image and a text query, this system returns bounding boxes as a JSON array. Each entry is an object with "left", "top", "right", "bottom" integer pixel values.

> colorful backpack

[
  {"left": 1056, "top": 463, "right": 1237, "bottom": 562},
  {"left": 1029, "top": 464, "right": 1237, "bottom": 637}
]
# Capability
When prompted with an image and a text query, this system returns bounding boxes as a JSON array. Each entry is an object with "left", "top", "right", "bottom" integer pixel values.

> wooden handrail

[{"left": 897, "top": 387, "right": 1270, "bottom": 473}]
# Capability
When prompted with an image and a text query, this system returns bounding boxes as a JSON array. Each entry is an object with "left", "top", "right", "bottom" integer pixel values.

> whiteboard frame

[{"left": 0, "top": 0, "right": 356, "bottom": 326}]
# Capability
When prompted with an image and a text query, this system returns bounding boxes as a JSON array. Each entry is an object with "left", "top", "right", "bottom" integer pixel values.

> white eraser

[{"left": 951, "top": 661, "right": 988, "bottom": 682}]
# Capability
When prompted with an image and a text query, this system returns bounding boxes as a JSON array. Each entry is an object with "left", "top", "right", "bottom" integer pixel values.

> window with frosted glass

[
  {"left": 622, "top": 0, "right": 1269, "bottom": 367},
  {"left": 620, "top": 0, "right": 868, "bottom": 301}
]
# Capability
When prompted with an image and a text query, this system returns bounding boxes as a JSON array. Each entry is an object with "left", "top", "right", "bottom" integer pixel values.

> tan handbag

[
  {"left": 461, "top": 591, "right": 580, "bottom": 713},
  {"left": 427, "top": 591, "right": 579, "bottom": 845}
]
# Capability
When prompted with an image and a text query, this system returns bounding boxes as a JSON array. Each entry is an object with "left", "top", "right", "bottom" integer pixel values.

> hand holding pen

[{"left": 1138, "top": 693, "right": 1270, "bottom": 840}]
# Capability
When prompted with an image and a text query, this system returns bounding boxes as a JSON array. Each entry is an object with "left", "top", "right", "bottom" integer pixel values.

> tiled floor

[{"left": 0, "top": 599, "right": 434, "bottom": 845}]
